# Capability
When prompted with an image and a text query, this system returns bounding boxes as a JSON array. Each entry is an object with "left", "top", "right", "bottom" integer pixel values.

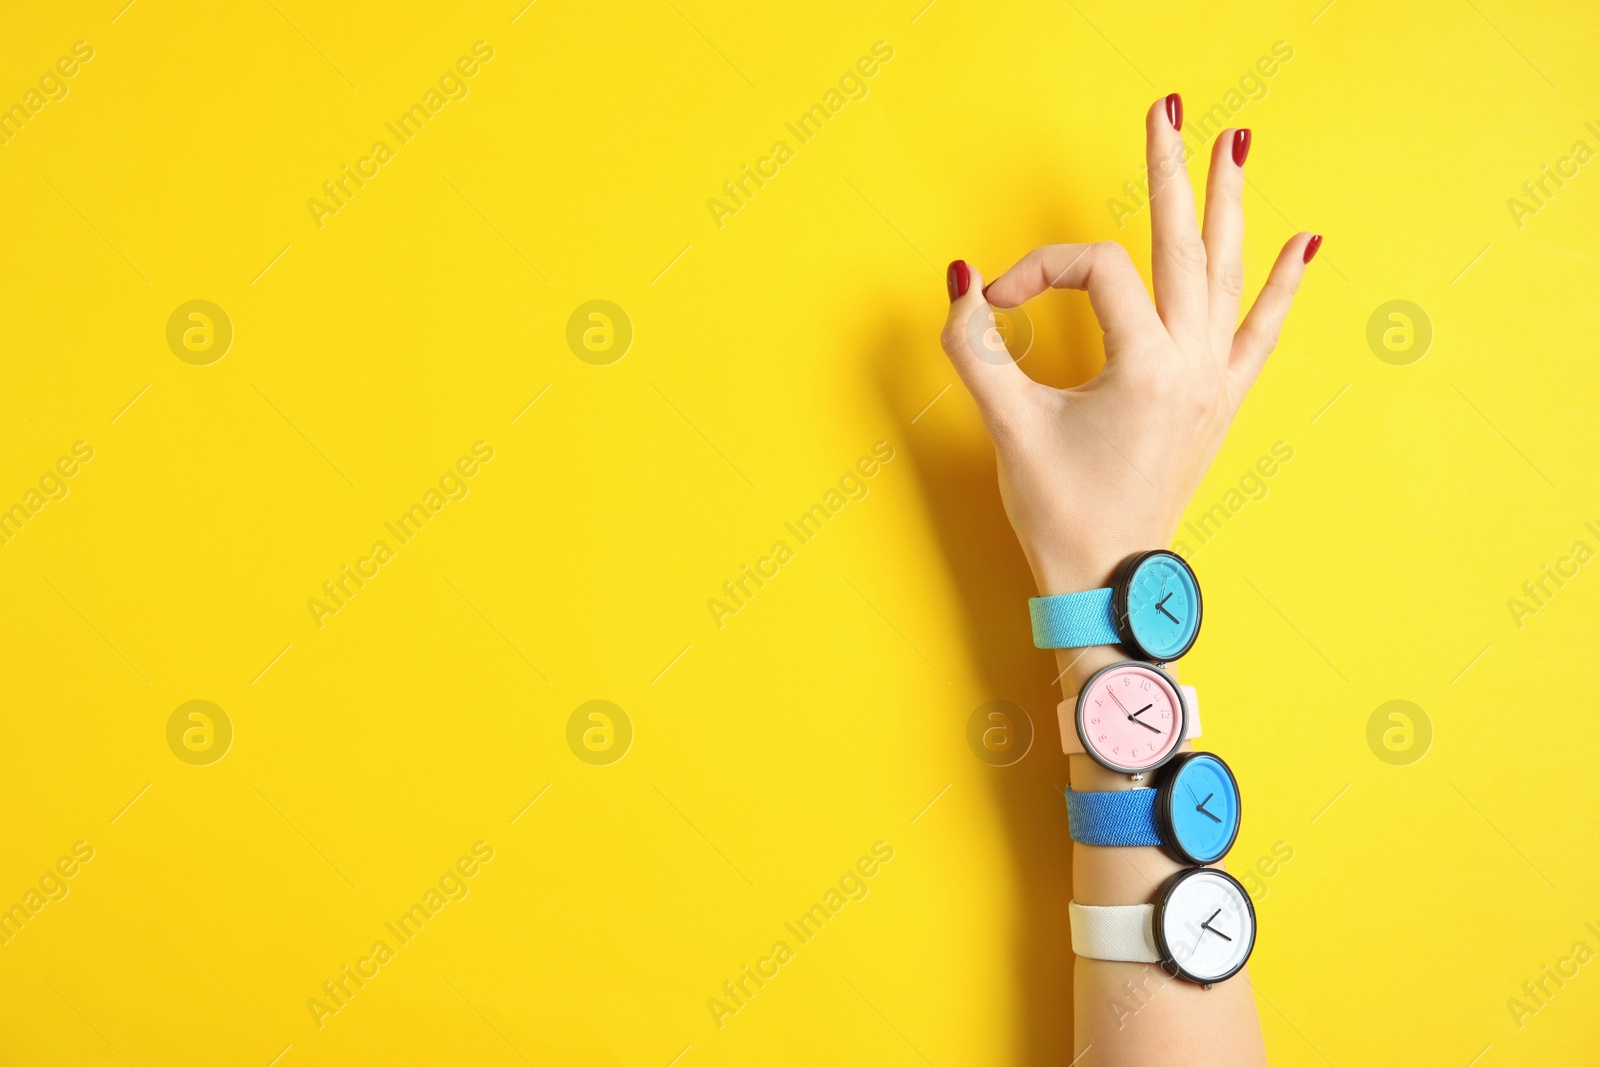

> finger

[
  {"left": 982, "top": 242, "right": 1163, "bottom": 355},
  {"left": 1146, "top": 94, "right": 1207, "bottom": 342},
  {"left": 941, "top": 260, "right": 1030, "bottom": 415},
  {"left": 1231, "top": 233, "right": 1321, "bottom": 389},
  {"left": 1202, "top": 128, "right": 1250, "bottom": 354}
]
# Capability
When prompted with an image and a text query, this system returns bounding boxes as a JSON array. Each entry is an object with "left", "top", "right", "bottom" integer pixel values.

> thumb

[{"left": 939, "top": 260, "right": 1029, "bottom": 417}]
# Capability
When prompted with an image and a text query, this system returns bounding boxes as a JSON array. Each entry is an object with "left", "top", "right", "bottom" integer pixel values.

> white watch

[{"left": 1068, "top": 868, "right": 1256, "bottom": 987}]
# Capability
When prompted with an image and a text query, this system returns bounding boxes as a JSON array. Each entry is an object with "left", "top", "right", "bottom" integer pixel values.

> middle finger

[{"left": 1145, "top": 94, "right": 1208, "bottom": 345}]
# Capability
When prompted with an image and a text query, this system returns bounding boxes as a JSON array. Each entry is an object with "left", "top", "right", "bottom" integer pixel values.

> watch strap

[
  {"left": 1058, "top": 685, "right": 1201, "bottom": 755},
  {"left": 1069, "top": 900, "right": 1159, "bottom": 963},
  {"left": 1029, "top": 588, "right": 1119, "bottom": 649},
  {"left": 1063, "top": 786, "right": 1161, "bottom": 847}
]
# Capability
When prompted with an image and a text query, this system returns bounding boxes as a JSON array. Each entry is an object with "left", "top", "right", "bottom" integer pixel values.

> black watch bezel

[
  {"left": 1150, "top": 866, "right": 1257, "bottom": 986},
  {"left": 1155, "top": 751, "right": 1242, "bottom": 866},
  {"left": 1073, "top": 661, "right": 1189, "bottom": 775},
  {"left": 1111, "top": 549, "right": 1203, "bottom": 663}
]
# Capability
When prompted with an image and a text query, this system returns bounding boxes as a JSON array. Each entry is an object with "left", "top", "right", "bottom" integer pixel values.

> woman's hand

[{"left": 939, "top": 95, "right": 1318, "bottom": 607}]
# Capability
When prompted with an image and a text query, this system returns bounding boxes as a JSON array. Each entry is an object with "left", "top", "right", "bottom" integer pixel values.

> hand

[{"left": 938, "top": 96, "right": 1318, "bottom": 604}]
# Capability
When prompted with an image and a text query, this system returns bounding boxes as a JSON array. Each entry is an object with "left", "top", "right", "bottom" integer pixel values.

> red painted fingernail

[
  {"left": 946, "top": 260, "right": 971, "bottom": 302},
  {"left": 1165, "top": 93, "right": 1183, "bottom": 131},
  {"left": 1303, "top": 234, "right": 1322, "bottom": 263},
  {"left": 1232, "top": 128, "right": 1251, "bottom": 167}
]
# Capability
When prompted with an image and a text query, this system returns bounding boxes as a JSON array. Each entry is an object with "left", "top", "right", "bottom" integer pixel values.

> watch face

[
  {"left": 1075, "top": 663, "right": 1186, "bottom": 773},
  {"left": 1160, "top": 753, "right": 1241, "bottom": 865},
  {"left": 1154, "top": 868, "right": 1256, "bottom": 984},
  {"left": 1121, "top": 551, "right": 1202, "bottom": 662}
]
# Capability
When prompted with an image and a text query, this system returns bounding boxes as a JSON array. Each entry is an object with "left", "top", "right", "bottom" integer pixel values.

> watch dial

[
  {"left": 1157, "top": 869, "right": 1255, "bottom": 983},
  {"left": 1077, "top": 664, "right": 1184, "bottom": 772},
  {"left": 1126, "top": 553, "right": 1201, "bottom": 661},
  {"left": 1167, "top": 754, "right": 1241, "bottom": 864}
]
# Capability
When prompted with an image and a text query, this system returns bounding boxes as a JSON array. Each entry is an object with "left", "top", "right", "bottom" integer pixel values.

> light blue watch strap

[
  {"left": 1030, "top": 588, "right": 1120, "bottom": 649},
  {"left": 1064, "top": 787, "right": 1161, "bottom": 847}
]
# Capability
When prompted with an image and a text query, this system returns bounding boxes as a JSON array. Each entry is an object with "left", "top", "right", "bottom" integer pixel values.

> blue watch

[
  {"left": 1030, "top": 550, "right": 1202, "bottom": 662},
  {"left": 1063, "top": 751, "right": 1241, "bottom": 865}
]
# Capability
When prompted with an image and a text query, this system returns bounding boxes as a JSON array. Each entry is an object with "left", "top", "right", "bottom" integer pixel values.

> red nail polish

[
  {"left": 1165, "top": 93, "right": 1183, "bottom": 132},
  {"left": 1303, "top": 235, "right": 1322, "bottom": 263},
  {"left": 947, "top": 260, "right": 971, "bottom": 302},
  {"left": 1232, "top": 128, "right": 1251, "bottom": 167}
]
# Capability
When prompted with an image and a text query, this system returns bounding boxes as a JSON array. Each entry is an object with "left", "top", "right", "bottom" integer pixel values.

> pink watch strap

[{"left": 1058, "top": 684, "right": 1200, "bottom": 755}]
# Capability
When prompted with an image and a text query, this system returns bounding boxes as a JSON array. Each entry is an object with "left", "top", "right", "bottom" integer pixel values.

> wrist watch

[
  {"left": 1031, "top": 550, "right": 1202, "bottom": 662},
  {"left": 1063, "top": 752, "right": 1242, "bottom": 865},
  {"left": 1069, "top": 867, "right": 1257, "bottom": 987},
  {"left": 1059, "top": 661, "right": 1199, "bottom": 775}
]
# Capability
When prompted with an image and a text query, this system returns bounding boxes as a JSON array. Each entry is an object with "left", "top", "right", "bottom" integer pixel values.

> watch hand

[
  {"left": 1155, "top": 593, "right": 1180, "bottom": 624},
  {"left": 1200, "top": 920, "right": 1234, "bottom": 942},
  {"left": 1107, "top": 688, "right": 1133, "bottom": 714},
  {"left": 1126, "top": 703, "right": 1160, "bottom": 732},
  {"left": 1196, "top": 793, "right": 1222, "bottom": 823}
]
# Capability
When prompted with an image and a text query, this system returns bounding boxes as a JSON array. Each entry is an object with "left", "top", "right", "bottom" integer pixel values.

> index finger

[{"left": 983, "top": 242, "right": 1163, "bottom": 348}]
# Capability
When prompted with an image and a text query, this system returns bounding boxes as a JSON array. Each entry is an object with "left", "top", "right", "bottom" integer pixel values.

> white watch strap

[
  {"left": 1058, "top": 684, "right": 1201, "bottom": 755},
  {"left": 1069, "top": 900, "right": 1160, "bottom": 963}
]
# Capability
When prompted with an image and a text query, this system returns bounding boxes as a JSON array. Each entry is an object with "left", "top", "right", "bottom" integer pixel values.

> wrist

[
  {"left": 1067, "top": 738, "right": 1192, "bottom": 792},
  {"left": 1020, "top": 534, "right": 1117, "bottom": 597},
  {"left": 1053, "top": 645, "right": 1121, "bottom": 698},
  {"left": 1028, "top": 554, "right": 1108, "bottom": 597},
  {"left": 1054, "top": 643, "right": 1184, "bottom": 693},
  {"left": 1021, "top": 525, "right": 1182, "bottom": 598}
]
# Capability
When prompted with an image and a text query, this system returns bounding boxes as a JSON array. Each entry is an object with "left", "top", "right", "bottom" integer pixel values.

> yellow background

[{"left": 2, "top": 0, "right": 1597, "bottom": 1063}]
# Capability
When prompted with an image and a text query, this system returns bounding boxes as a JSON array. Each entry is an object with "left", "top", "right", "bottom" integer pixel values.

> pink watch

[{"left": 1057, "top": 661, "right": 1201, "bottom": 775}]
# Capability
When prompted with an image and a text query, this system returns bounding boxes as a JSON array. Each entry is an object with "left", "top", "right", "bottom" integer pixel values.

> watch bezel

[
  {"left": 1155, "top": 751, "right": 1242, "bottom": 865},
  {"left": 1150, "top": 866, "right": 1256, "bottom": 986},
  {"left": 1112, "top": 550, "right": 1203, "bottom": 663},
  {"left": 1073, "top": 661, "right": 1189, "bottom": 775}
]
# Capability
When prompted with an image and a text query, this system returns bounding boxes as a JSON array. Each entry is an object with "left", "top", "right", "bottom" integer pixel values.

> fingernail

[
  {"left": 1303, "top": 234, "right": 1322, "bottom": 263},
  {"left": 1165, "top": 93, "right": 1183, "bottom": 131},
  {"left": 947, "top": 260, "right": 971, "bottom": 303},
  {"left": 1232, "top": 128, "right": 1251, "bottom": 167}
]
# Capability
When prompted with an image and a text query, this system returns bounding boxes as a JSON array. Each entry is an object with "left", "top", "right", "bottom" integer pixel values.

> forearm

[
  {"left": 1072, "top": 956, "right": 1262, "bottom": 1066},
  {"left": 1059, "top": 647, "right": 1265, "bottom": 1065}
]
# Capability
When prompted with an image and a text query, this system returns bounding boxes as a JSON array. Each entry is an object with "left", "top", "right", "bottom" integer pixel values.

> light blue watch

[
  {"left": 1030, "top": 550, "right": 1202, "bottom": 662},
  {"left": 1064, "top": 752, "right": 1241, "bottom": 865}
]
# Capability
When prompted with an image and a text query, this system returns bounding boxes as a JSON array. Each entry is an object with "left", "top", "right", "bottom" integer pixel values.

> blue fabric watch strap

[
  {"left": 1064, "top": 786, "right": 1162, "bottom": 847},
  {"left": 1030, "top": 588, "right": 1120, "bottom": 649}
]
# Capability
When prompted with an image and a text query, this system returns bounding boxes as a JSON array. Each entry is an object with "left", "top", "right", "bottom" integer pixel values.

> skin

[{"left": 939, "top": 98, "right": 1316, "bottom": 1064}]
